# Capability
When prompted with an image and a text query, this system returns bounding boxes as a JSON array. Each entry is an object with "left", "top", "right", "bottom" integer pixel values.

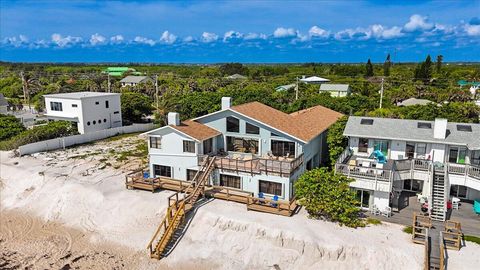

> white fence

[{"left": 18, "top": 123, "right": 155, "bottom": 156}]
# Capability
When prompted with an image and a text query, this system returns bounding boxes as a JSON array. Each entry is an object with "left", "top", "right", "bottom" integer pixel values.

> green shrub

[
  {"left": 366, "top": 218, "right": 382, "bottom": 225},
  {"left": 0, "top": 121, "right": 78, "bottom": 150},
  {"left": 294, "top": 168, "right": 364, "bottom": 228},
  {"left": 464, "top": 235, "right": 480, "bottom": 245},
  {"left": 0, "top": 114, "right": 26, "bottom": 141},
  {"left": 403, "top": 226, "right": 413, "bottom": 234}
]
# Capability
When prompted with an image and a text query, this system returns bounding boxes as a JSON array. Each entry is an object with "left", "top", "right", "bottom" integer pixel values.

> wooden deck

[{"left": 125, "top": 171, "right": 298, "bottom": 217}]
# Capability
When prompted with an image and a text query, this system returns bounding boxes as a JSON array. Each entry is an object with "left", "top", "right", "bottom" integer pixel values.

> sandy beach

[{"left": 1, "top": 135, "right": 478, "bottom": 269}]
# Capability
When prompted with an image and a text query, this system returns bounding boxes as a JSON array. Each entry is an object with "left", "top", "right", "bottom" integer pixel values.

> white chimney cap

[
  {"left": 434, "top": 118, "right": 448, "bottom": 139},
  {"left": 167, "top": 112, "right": 180, "bottom": 126},
  {"left": 221, "top": 97, "right": 231, "bottom": 110}
]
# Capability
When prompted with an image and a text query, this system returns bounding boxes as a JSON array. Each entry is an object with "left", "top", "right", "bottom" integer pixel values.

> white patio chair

[
  {"left": 370, "top": 205, "right": 380, "bottom": 216},
  {"left": 452, "top": 200, "right": 459, "bottom": 210},
  {"left": 381, "top": 206, "right": 392, "bottom": 218}
]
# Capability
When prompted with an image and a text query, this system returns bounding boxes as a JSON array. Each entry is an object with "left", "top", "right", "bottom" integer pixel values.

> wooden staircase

[
  {"left": 431, "top": 168, "right": 447, "bottom": 221},
  {"left": 147, "top": 157, "right": 216, "bottom": 259}
]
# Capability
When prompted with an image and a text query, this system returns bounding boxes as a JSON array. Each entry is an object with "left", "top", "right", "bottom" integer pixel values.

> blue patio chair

[
  {"left": 474, "top": 200, "right": 480, "bottom": 215},
  {"left": 258, "top": 192, "right": 265, "bottom": 204},
  {"left": 271, "top": 195, "right": 279, "bottom": 208},
  {"left": 143, "top": 172, "right": 149, "bottom": 179},
  {"left": 373, "top": 150, "right": 387, "bottom": 164}
]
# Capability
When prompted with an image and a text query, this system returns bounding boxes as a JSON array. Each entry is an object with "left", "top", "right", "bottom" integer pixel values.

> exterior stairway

[
  {"left": 431, "top": 168, "right": 447, "bottom": 221},
  {"left": 147, "top": 157, "right": 216, "bottom": 259}
]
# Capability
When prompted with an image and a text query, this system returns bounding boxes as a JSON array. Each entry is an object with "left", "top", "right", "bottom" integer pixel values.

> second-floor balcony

[
  {"left": 335, "top": 147, "right": 480, "bottom": 185},
  {"left": 198, "top": 152, "right": 304, "bottom": 177}
]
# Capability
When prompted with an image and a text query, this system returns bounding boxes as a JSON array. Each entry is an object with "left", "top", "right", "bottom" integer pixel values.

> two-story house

[
  {"left": 335, "top": 116, "right": 480, "bottom": 221},
  {"left": 144, "top": 97, "right": 343, "bottom": 201},
  {"left": 44, "top": 92, "right": 122, "bottom": 134}
]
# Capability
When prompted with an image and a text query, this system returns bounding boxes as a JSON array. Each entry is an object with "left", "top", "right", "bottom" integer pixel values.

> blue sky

[{"left": 1, "top": 0, "right": 479, "bottom": 63}]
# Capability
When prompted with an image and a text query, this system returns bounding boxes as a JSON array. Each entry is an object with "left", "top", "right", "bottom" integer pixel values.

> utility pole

[
  {"left": 295, "top": 76, "right": 299, "bottom": 100},
  {"left": 379, "top": 77, "right": 384, "bottom": 109},
  {"left": 155, "top": 74, "right": 159, "bottom": 113}
]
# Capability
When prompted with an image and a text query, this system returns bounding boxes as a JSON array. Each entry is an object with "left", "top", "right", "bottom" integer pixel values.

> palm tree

[{"left": 20, "top": 71, "right": 40, "bottom": 109}]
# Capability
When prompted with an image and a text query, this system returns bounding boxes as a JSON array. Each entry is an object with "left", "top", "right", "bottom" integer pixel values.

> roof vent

[
  {"left": 360, "top": 119, "right": 374, "bottom": 125},
  {"left": 457, "top": 125, "right": 472, "bottom": 132},
  {"left": 434, "top": 118, "right": 448, "bottom": 139},
  {"left": 417, "top": 122, "right": 432, "bottom": 129}
]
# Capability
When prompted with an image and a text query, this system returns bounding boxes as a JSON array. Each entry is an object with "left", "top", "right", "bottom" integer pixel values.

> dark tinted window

[
  {"left": 226, "top": 117, "right": 239, "bottom": 132},
  {"left": 360, "top": 119, "right": 374, "bottom": 125},
  {"left": 246, "top": 123, "right": 260, "bottom": 134}
]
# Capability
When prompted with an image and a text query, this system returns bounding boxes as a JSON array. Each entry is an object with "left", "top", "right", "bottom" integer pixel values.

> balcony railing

[
  {"left": 335, "top": 147, "right": 480, "bottom": 183},
  {"left": 198, "top": 153, "right": 304, "bottom": 177}
]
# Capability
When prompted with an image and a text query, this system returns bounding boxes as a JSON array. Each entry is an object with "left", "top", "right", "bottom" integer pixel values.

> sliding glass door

[
  {"left": 355, "top": 189, "right": 371, "bottom": 208},
  {"left": 373, "top": 140, "right": 389, "bottom": 156},
  {"left": 449, "top": 147, "right": 466, "bottom": 164}
]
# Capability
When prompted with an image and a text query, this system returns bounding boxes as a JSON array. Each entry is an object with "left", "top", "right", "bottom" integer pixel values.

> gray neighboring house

[
  {"left": 120, "top": 76, "right": 153, "bottom": 87},
  {"left": 226, "top": 74, "right": 247, "bottom": 80},
  {"left": 0, "top": 93, "right": 8, "bottom": 114},
  {"left": 335, "top": 116, "right": 480, "bottom": 221},
  {"left": 397, "top": 98, "right": 433, "bottom": 107},
  {"left": 319, "top": 84, "right": 351, "bottom": 97}
]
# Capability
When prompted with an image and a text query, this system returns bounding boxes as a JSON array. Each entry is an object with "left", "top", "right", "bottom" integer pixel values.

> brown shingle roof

[
  {"left": 231, "top": 102, "right": 343, "bottom": 142},
  {"left": 170, "top": 120, "right": 221, "bottom": 141}
]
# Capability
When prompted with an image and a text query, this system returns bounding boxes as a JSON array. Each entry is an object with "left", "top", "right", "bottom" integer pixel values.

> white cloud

[
  {"left": 160, "top": 31, "right": 177, "bottom": 44},
  {"left": 370, "top": 25, "right": 404, "bottom": 39},
  {"left": 404, "top": 14, "right": 434, "bottom": 32},
  {"left": 89, "top": 33, "right": 106, "bottom": 45},
  {"left": 309, "top": 26, "right": 329, "bottom": 38},
  {"left": 223, "top": 30, "right": 243, "bottom": 41},
  {"left": 133, "top": 36, "right": 156, "bottom": 46},
  {"left": 273, "top": 27, "right": 297, "bottom": 38},
  {"left": 51, "top": 33, "right": 82, "bottom": 47},
  {"left": 2, "top": 35, "right": 29, "bottom": 47},
  {"left": 110, "top": 35, "right": 124, "bottom": 43},
  {"left": 183, "top": 36, "right": 194, "bottom": 42},
  {"left": 201, "top": 32, "right": 218, "bottom": 43},
  {"left": 244, "top": 32, "right": 267, "bottom": 40},
  {"left": 465, "top": 24, "right": 480, "bottom": 36}
]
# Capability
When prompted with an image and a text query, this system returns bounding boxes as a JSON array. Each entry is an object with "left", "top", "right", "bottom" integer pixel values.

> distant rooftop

[
  {"left": 300, "top": 76, "right": 330, "bottom": 84},
  {"left": 44, "top": 92, "right": 120, "bottom": 99},
  {"left": 226, "top": 74, "right": 247, "bottom": 79},
  {"left": 120, "top": 75, "right": 152, "bottom": 84},
  {"left": 396, "top": 98, "right": 433, "bottom": 107},
  {"left": 319, "top": 84, "right": 350, "bottom": 92}
]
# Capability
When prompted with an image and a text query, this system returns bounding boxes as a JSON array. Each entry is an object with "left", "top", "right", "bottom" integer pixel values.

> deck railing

[
  {"left": 199, "top": 153, "right": 304, "bottom": 177},
  {"left": 246, "top": 195, "right": 297, "bottom": 216},
  {"left": 335, "top": 163, "right": 392, "bottom": 182}
]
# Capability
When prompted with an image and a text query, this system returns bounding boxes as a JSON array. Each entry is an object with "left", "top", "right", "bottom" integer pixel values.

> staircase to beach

[
  {"left": 431, "top": 168, "right": 447, "bottom": 222},
  {"left": 147, "top": 156, "right": 216, "bottom": 259}
]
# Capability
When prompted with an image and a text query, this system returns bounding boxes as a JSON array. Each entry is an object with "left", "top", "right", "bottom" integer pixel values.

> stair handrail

[
  {"left": 186, "top": 157, "right": 216, "bottom": 203},
  {"left": 439, "top": 231, "right": 447, "bottom": 270},
  {"left": 153, "top": 200, "right": 187, "bottom": 256}
]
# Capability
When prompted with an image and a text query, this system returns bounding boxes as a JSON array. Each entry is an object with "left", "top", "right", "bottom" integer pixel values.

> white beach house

[
  {"left": 144, "top": 97, "right": 343, "bottom": 201},
  {"left": 120, "top": 76, "right": 153, "bottom": 87},
  {"left": 335, "top": 116, "right": 480, "bottom": 221},
  {"left": 44, "top": 92, "right": 122, "bottom": 134},
  {"left": 319, "top": 84, "right": 351, "bottom": 97}
]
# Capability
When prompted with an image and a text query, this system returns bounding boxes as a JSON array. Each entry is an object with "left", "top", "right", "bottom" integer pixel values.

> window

[
  {"left": 360, "top": 119, "right": 374, "bottom": 125},
  {"left": 98, "top": 119, "right": 101, "bottom": 124},
  {"left": 406, "top": 143, "right": 415, "bottom": 159},
  {"left": 417, "top": 122, "right": 432, "bottom": 129},
  {"left": 246, "top": 123, "right": 260, "bottom": 134},
  {"left": 416, "top": 143, "right": 427, "bottom": 158},
  {"left": 306, "top": 159, "right": 313, "bottom": 170},
  {"left": 259, "top": 180, "right": 282, "bottom": 196},
  {"left": 95, "top": 101, "right": 99, "bottom": 105},
  {"left": 87, "top": 121, "right": 91, "bottom": 126},
  {"left": 183, "top": 140, "right": 195, "bottom": 153},
  {"left": 72, "top": 104, "right": 78, "bottom": 108},
  {"left": 105, "top": 100, "right": 109, "bottom": 108},
  {"left": 358, "top": 138, "right": 369, "bottom": 153},
  {"left": 373, "top": 140, "right": 389, "bottom": 156},
  {"left": 457, "top": 125, "right": 472, "bottom": 132},
  {"left": 449, "top": 147, "right": 466, "bottom": 164},
  {"left": 149, "top": 137, "right": 161, "bottom": 148},
  {"left": 403, "top": 180, "right": 423, "bottom": 192},
  {"left": 203, "top": 138, "right": 213, "bottom": 154},
  {"left": 271, "top": 140, "right": 295, "bottom": 157},
  {"left": 450, "top": 185, "right": 467, "bottom": 199},
  {"left": 271, "top": 132, "right": 281, "bottom": 137},
  {"left": 114, "top": 111, "right": 120, "bottom": 114},
  {"left": 226, "top": 117, "right": 240, "bottom": 132},
  {"left": 103, "top": 119, "right": 107, "bottom": 123},
  {"left": 355, "top": 189, "right": 371, "bottom": 208},
  {"left": 220, "top": 174, "right": 241, "bottom": 189},
  {"left": 93, "top": 120, "right": 96, "bottom": 125},
  {"left": 50, "top": 102, "right": 63, "bottom": 111},
  {"left": 187, "top": 169, "right": 198, "bottom": 181},
  {"left": 153, "top": 165, "right": 171, "bottom": 178},
  {"left": 472, "top": 151, "right": 480, "bottom": 166},
  {"left": 227, "top": 136, "right": 259, "bottom": 154}
]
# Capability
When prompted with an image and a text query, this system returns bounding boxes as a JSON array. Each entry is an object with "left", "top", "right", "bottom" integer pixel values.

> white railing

[
  {"left": 468, "top": 164, "right": 480, "bottom": 180},
  {"left": 335, "top": 163, "right": 392, "bottom": 182},
  {"left": 447, "top": 162, "right": 480, "bottom": 180},
  {"left": 413, "top": 159, "right": 430, "bottom": 171},
  {"left": 336, "top": 147, "right": 353, "bottom": 164}
]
